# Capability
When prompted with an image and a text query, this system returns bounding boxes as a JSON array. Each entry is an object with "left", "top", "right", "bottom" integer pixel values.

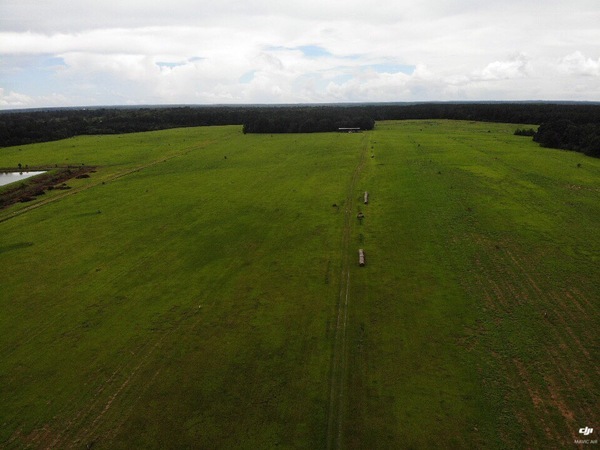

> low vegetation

[{"left": 0, "top": 121, "right": 598, "bottom": 448}]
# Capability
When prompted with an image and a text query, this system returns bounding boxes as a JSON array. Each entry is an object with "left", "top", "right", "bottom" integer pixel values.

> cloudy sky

[{"left": 1, "top": 0, "right": 599, "bottom": 108}]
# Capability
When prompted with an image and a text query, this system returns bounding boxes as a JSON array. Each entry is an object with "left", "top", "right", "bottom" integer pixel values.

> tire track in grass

[
  {"left": 69, "top": 338, "right": 165, "bottom": 447},
  {"left": 44, "top": 313, "right": 188, "bottom": 449},
  {"left": 326, "top": 134, "right": 369, "bottom": 450}
]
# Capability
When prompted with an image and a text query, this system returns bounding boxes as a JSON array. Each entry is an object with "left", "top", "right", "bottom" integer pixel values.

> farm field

[{"left": 0, "top": 120, "right": 598, "bottom": 449}]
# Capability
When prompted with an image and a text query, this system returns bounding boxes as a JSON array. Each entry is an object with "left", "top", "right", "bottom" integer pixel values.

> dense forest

[
  {"left": 241, "top": 108, "right": 375, "bottom": 133},
  {"left": 0, "top": 106, "right": 250, "bottom": 147},
  {"left": 533, "top": 120, "right": 600, "bottom": 157},
  {"left": 1, "top": 103, "right": 599, "bottom": 157}
]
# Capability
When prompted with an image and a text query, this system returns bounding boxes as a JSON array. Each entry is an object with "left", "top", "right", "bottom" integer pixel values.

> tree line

[
  {"left": 0, "top": 106, "right": 251, "bottom": 147},
  {"left": 533, "top": 120, "right": 600, "bottom": 158},
  {"left": 1, "top": 103, "right": 599, "bottom": 157},
  {"left": 242, "top": 107, "right": 375, "bottom": 133}
]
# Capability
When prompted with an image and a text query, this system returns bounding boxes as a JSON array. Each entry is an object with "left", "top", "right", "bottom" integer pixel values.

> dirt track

[{"left": 326, "top": 135, "right": 369, "bottom": 449}]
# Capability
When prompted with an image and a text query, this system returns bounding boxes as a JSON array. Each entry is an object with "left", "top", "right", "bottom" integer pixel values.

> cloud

[
  {"left": 1, "top": 1, "right": 599, "bottom": 107},
  {"left": 559, "top": 51, "right": 600, "bottom": 76},
  {"left": 0, "top": 88, "right": 34, "bottom": 108},
  {"left": 475, "top": 54, "right": 530, "bottom": 81},
  {"left": 0, "top": 88, "right": 70, "bottom": 108}
]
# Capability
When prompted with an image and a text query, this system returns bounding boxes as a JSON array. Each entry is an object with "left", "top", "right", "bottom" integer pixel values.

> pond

[{"left": 0, "top": 171, "right": 46, "bottom": 187}]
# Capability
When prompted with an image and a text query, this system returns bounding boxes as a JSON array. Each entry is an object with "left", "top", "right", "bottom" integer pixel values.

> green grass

[
  {"left": 345, "top": 121, "right": 599, "bottom": 448},
  {"left": 0, "top": 121, "right": 598, "bottom": 449}
]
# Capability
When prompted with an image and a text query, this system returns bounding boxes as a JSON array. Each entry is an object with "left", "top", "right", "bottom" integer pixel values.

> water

[{"left": 0, "top": 171, "right": 46, "bottom": 187}]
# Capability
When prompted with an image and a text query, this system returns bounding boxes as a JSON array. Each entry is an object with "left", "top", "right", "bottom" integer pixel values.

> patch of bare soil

[
  {"left": 512, "top": 359, "right": 565, "bottom": 446},
  {"left": 466, "top": 235, "right": 597, "bottom": 447}
]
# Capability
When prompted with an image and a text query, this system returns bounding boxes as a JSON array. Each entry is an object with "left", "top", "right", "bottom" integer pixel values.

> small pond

[{"left": 0, "top": 171, "right": 46, "bottom": 187}]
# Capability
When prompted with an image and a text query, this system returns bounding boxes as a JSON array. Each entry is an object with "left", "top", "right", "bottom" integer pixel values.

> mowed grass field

[{"left": 0, "top": 120, "right": 598, "bottom": 449}]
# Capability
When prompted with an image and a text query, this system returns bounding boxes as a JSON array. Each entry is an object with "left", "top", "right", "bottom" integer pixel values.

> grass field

[{"left": 0, "top": 121, "right": 598, "bottom": 449}]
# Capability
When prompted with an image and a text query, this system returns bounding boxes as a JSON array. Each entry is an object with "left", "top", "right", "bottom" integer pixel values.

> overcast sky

[{"left": 1, "top": 0, "right": 599, "bottom": 108}]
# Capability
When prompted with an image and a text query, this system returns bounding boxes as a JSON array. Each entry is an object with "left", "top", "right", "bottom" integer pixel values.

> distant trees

[
  {"left": 514, "top": 128, "right": 537, "bottom": 136},
  {"left": 0, "top": 106, "right": 251, "bottom": 147},
  {"left": 534, "top": 120, "right": 600, "bottom": 158},
  {"left": 242, "top": 108, "right": 375, "bottom": 134},
  {"left": 1, "top": 103, "right": 599, "bottom": 158}
]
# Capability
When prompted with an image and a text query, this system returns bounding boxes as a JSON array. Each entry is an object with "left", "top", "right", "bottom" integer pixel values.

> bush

[{"left": 514, "top": 128, "right": 536, "bottom": 136}]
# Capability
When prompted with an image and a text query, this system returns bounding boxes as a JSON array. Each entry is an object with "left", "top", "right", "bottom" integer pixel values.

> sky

[{"left": 1, "top": 0, "right": 599, "bottom": 109}]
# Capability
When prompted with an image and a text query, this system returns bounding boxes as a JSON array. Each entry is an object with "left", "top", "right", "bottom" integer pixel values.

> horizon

[
  {"left": 1, "top": 0, "right": 599, "bottom": 109},
  {"left": 3, "top": 99, "right": 600, "bottom": 114}
]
